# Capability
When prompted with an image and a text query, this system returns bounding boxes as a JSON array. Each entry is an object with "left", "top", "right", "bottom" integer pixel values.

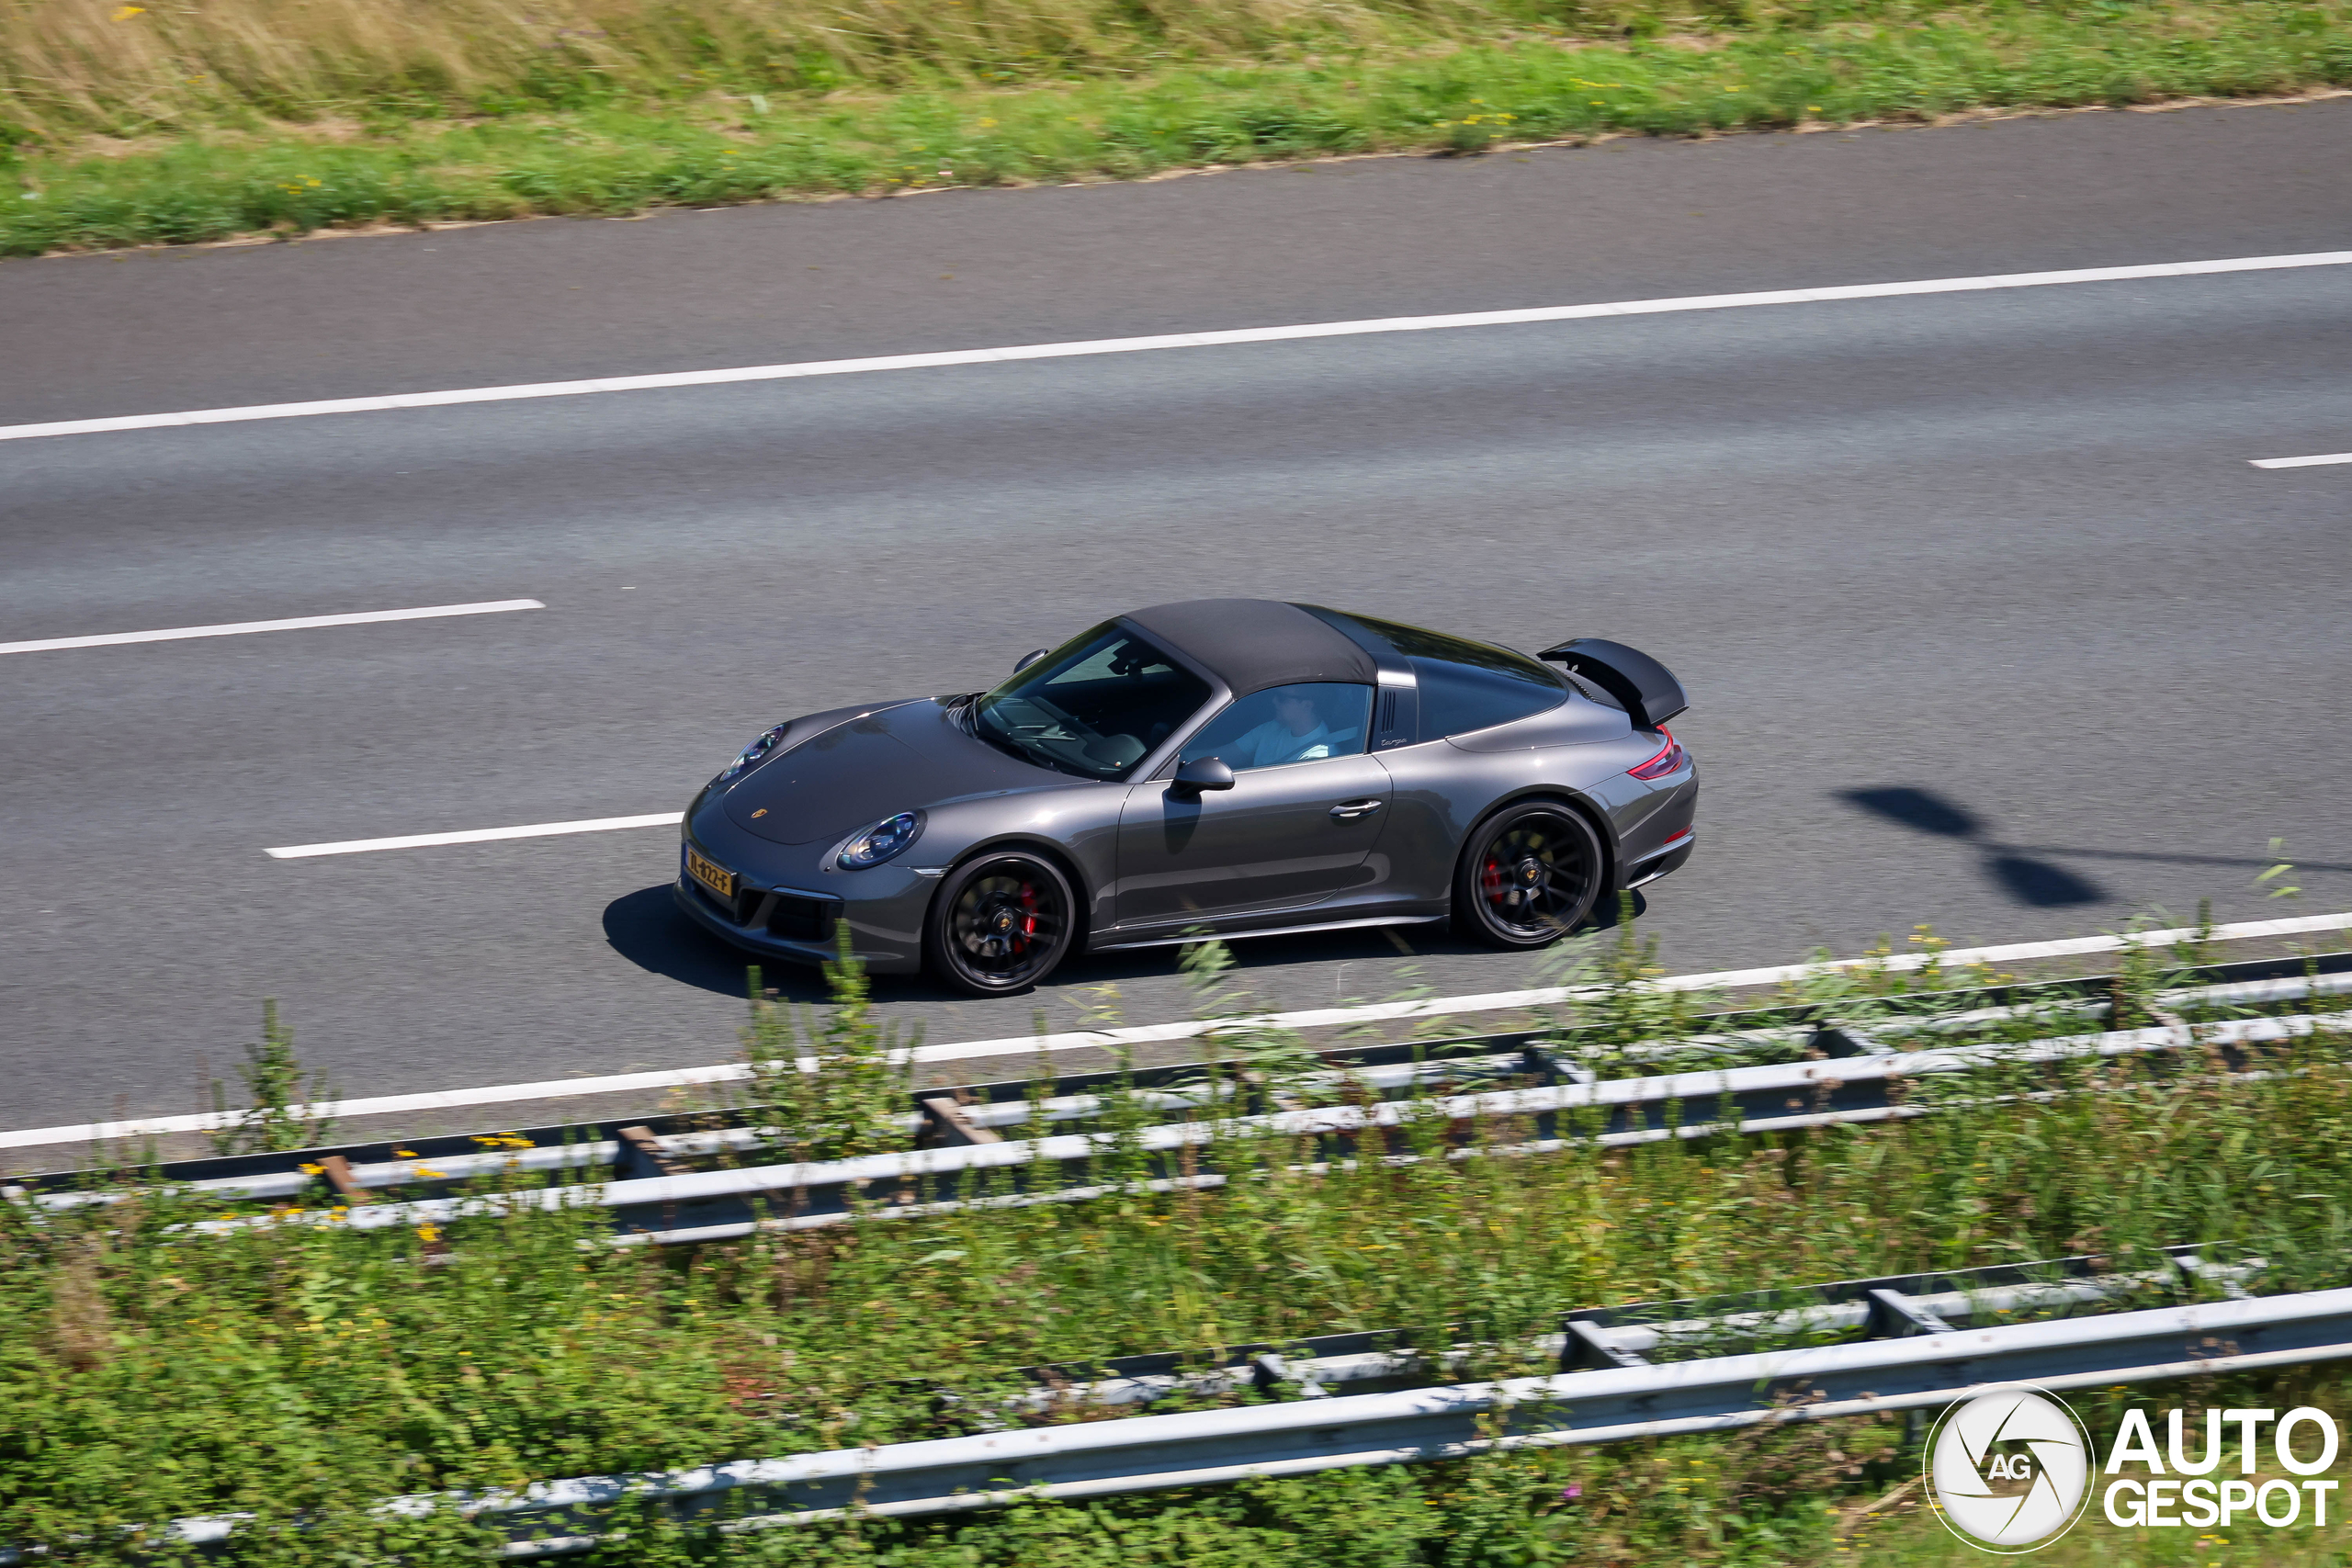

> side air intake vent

[{"left": 1372, "top": 682, "right": 1417, "bottom": 749}]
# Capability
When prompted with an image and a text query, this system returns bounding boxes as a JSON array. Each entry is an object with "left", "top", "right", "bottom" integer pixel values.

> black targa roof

[{"left": 1122, "top": 599, "right": 1377, "bottom": 698}]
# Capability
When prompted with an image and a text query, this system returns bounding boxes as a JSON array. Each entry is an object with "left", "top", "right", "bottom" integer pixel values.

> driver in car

[{"left": 1229, "top": 689, "right": 1337, "bottom": 769}]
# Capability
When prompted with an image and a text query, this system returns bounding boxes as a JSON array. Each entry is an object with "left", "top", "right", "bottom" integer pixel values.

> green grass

[
  {"left": 6, "top": 919, "right": 2352, "bottom": 1562},
  {"left": 6, "top": 0, "right": 2351, "bottom": 256}
]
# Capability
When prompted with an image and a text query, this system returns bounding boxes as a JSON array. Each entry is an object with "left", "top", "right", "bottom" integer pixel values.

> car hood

[{"left": 720, "top": 698, "right": 1057, "bottom": 846}]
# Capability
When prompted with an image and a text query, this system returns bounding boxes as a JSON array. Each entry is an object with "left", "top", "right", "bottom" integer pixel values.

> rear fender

[{"left": 1475, "top": 786, "right": 1621, "bottom": 896}]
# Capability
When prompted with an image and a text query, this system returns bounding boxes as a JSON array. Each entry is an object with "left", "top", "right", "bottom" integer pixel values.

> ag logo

[{"left": 1923, "top": 1386, "right": 2094, "bottom": 1552}]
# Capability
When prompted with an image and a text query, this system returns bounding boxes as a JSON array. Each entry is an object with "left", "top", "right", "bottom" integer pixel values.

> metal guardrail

[
  {"left": 494, "top": 1283, "right": 2352, "bottom": 1549},
  {"left": 120, "top": 1008, "right": 2331, "bottom": 1248},
  {"left": 49, "top": 1247, "right": 2348, "bottom": 1560},
  {"left": 14, "top": 953, "right": 2344, "bottom": 1196},
  {"left": 12, "top": 962, "right": 2346, "bottom": 1242},
  {"left": 17, "top": 912, "right": 2349, "bottom": 1166}
]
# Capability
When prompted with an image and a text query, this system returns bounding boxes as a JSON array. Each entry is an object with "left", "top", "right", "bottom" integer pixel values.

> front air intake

[{"left": 768, "top": 892, "right": 842, "bottom": 944}]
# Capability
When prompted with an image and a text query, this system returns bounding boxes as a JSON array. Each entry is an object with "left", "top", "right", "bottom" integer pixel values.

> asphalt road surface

[{"left": 5, "top": 100, "right": 2350, "bottom": 1137}]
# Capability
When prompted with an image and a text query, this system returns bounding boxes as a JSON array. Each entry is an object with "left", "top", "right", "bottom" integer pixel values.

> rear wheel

[
  {"left": 1453, "top": 801, "right": 1605, "bottom": 949},
  {"left": 927, "top": 851, "right": 1078, "bottom": 996}
]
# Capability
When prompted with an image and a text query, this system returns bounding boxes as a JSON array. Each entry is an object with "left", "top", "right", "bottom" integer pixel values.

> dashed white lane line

[
  {"left": 0, "top": 598, "right": 545, "bottom": 656},
  {"left": 6, "top": 251, "right": 2351, "bottom": 444},
  {"left": 266, "top": 811, "right": 682, "bottom": 860},
  {"left": 2251, "top": 451, "right": 2352, "bottom": 468},
  {"left": 6, "top": 908, "right": 2346, "bottom": 1152}
]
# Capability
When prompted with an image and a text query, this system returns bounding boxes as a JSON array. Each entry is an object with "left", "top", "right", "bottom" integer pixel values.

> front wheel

[
  {"left": 1453, "top": 801, "right": 1605, "bottom": 949},
  {"left": 926, "top": 850, "right": 1078, "bottom": 996}
]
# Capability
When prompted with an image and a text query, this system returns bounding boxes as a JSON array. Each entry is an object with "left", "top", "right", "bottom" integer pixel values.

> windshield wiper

[{"left": 971, "top": 718, "right": 1079, "bottom": 775}]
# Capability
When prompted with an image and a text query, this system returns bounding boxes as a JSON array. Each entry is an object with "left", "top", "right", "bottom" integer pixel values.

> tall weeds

[
  {"left": 205, "top": 998, "right": 335, "bottom": 1155},
  {"left": 738, "top": 928, "right": 915, "bottom": 1162}
]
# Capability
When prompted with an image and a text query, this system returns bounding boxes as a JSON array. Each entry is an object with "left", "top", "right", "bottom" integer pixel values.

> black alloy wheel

[
  {"left": 928, "top": 851, "right": 1078, "bottom": 995},
  {"left": 1453, "top": 801, "right": 1605, "bottom": 948}
]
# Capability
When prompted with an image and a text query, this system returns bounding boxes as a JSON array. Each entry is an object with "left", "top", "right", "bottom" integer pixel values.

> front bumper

[{"left": 673, "top": 810, "right": 933, "bottom": 974}]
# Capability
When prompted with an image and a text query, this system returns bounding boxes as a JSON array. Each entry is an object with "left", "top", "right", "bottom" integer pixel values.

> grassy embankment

[
  {"left": 6, "top": 919, "right": 2352, "bottom": 1562},
  {"left": 4, "top": 0, "right": 2351, "bottom": 255}
]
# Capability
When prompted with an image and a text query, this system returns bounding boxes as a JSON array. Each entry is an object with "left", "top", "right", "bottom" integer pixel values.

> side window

[
  {"left": 1409, "top": 656, "right": 1563, "bottom": 739},
  {"left": 1179, "top": 683, "right": 1374, "bottom": 773}
]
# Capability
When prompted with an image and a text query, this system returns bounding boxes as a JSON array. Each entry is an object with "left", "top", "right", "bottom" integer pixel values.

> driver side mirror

[
  {"left": 1169, "top": 756, "right": 1236, "bottom": 800},
  {"left": 1012, "top": 648, "right": 1049, "bottom": 673}
]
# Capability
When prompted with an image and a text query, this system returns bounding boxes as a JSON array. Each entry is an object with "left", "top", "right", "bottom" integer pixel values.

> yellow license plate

[{"left": 686, "top": 846, "right": 736, "bottom": 898}]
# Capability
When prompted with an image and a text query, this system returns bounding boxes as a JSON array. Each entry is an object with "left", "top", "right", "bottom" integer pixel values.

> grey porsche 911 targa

[{"left": 675, "top": 599, "right": 1695, "bottom": 995}]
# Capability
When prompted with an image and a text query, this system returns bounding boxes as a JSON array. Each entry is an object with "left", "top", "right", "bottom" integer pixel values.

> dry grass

[
  {"left": 6, "top": 0, "right": 2348, "bottom": 254},
  {"left": 0, "top": 0, "right": 1711, "bottom": 141},
  {"left": 40, "top": 1236, "right": 113, "bottom": 1372}
]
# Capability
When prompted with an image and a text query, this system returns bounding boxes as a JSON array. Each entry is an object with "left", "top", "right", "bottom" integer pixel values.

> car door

[{"left": 1113, "top": 682, "right": 1392, "bottom": 929}]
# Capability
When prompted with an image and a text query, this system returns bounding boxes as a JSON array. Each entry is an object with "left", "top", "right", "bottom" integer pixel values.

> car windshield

[{"left": 970, "top": 623, "right": 1211, "bottom": 781}]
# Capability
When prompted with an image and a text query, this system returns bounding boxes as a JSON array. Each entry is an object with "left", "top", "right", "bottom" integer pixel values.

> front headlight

[
  {"left": 716, "top": 722, "right": 792, "bottom": 785},
  {"left": 838, "top": 810, "right": 922, "bottom": 870}
]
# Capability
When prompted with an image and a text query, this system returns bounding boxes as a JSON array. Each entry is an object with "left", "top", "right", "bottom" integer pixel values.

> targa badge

[{"left": 1924, "top": 1386, "right": 2094, "bottom": 1553}]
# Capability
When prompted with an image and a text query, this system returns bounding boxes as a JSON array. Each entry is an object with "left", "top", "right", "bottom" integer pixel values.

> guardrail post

[
  {"left": 315, "top": 1156, "right": 373, "bottom": 1203},
  {"left": 1863, "top": 1286, "right": 1955, "bottom": 1339},
  {"left": 1519, "top": 1045, "right": 1592, "bottom": 1142},
  {"left": 1560, "top": 1316, "right": 1650, "bottom": 1371},
  {"left": 1815, "top": 1023, "right": 1894, "bottom": 1057},
  {"left": 1250, "top": 1352, "right": 1329, "bottom": 1398},
  {"left": 614, "top": 1126, "right": 687, "bottom": 1180},
  {"left": 919, "top": 1095, "right": 1001, "bottom": 1149},
  {"left": 1861, "top": 1285, "right": 1955, "bottom": 1447},
  {"left": 2171, "top": 1251, "right": 2255, "bottom": 1301}
]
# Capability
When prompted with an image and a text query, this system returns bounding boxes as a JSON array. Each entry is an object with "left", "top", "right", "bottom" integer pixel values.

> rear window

[{"left": 1343, "top": 615, "right": 1566, "bottom": 739}]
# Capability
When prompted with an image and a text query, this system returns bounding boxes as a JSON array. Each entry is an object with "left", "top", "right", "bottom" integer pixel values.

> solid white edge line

[
  {"left": 264, "top": 812, "right": 682, "bottom": 859},
  {"left": 6, "top": 251, "right": 2352, "bottom": 443},
  {"left": 0, "top": 599, "right": 545, "bottom": 656},
  {"left": 6, "top": 908, "right": 2346, "bottom": 1153},
  {"left": 2251, "top": 452, "right": 2352, "bottom": 468}
]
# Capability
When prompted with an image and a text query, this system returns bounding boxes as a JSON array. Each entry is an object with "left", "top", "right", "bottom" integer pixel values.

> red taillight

[{"left": 1627, "top": 727, "right": 1687, "bottom": 781}]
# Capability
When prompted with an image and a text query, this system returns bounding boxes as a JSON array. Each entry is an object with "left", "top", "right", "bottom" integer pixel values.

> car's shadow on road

[
  {"left": 602, "top": 882, "right": 1645, "bottom": 1009},
  {"left": 602, "top": 886, "right": 761, "bottom": 998}
]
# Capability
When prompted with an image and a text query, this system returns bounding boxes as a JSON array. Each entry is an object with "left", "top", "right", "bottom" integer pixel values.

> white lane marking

[
  {"left": 7, "top": 908, "right": 2345, "bottom": 1152},
  {"left": 0, "top": 598, "right": 546, "bottom": 656},
  {"left": 6, "top": 250, "right": 2351, "bottom": 444},
  {"left": 266, "top": 812, "right": 682, "bottom": 860},
  {"left": 2251, "top": 451, "right": 2352, "bottom": 468}
]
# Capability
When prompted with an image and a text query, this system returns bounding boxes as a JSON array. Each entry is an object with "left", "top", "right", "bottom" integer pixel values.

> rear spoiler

[{"left": 1538, "top": 638, "right": 1688, "bottom": 730}]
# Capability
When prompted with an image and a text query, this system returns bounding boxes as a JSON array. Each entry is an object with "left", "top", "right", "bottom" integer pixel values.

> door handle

[{"left": 1329, "top": 799, "right": 1385, "bottom": 820}]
